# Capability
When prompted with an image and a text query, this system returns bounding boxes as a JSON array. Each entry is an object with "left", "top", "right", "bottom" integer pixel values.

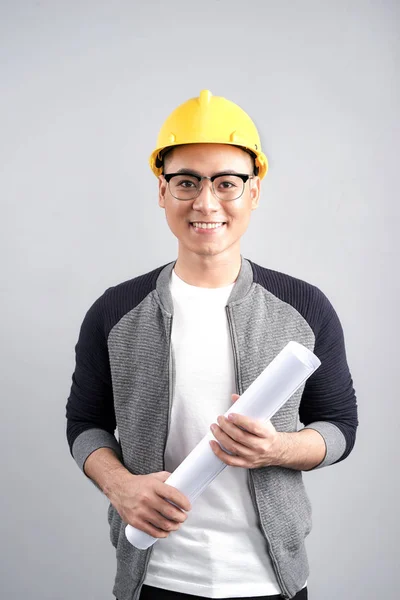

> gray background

[{"left": 1, "top": 1, "right": 398, "bottom": 598}]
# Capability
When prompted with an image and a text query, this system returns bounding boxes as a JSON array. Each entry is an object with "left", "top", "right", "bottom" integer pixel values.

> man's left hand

[{"left": 209, "top": 394, "right": 286, "bottom": 469}]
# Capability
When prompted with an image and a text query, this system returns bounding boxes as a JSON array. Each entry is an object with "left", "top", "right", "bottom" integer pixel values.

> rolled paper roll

[{"left": 125, "top": 340, "right": 321, "bottom": 550}]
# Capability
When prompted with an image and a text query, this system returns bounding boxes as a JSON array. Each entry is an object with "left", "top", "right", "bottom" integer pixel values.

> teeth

[{"left": 192, "top": 222, "right": 225, "bottom": 229}]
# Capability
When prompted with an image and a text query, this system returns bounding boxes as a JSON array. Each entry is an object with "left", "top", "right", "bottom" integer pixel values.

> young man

[{"left": 66, "top": 90, "right": 358, "bottom": 600}]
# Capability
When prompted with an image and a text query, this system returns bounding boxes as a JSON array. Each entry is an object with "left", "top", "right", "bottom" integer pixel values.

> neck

[{"left": 174, "top": 249, "right": 242, "bottom": 288}]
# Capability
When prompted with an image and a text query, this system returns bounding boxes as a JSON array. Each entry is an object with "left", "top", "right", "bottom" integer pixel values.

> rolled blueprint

[{"left": 125, "top": 340, "right": 321, "bottom": 550}]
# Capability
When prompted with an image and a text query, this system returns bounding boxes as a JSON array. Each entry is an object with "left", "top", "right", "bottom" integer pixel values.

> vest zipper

[
  {"left": 225, "top": 304, "right": 290, "bottom": 600},
  {"left": 133, "top": 546, "right": 154, "bottom": 600},
  {"left": 165, "top": 314, "right": 174, "bottom": 455},
  {"left": 247, "top": 471, "right": 290, "bottom": 599},
  {"left": 133, "top": 315, "right": 173, "bottom": 600}
]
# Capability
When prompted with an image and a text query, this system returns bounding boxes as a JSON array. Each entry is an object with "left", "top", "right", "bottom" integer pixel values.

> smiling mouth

[{"left": 190, "top": 221, "right": 227, "bottom": 230}]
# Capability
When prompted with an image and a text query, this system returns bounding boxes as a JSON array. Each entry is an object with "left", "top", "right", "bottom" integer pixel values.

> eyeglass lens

[{"left": 168, "top": 174, "right": 245, "bottom": 201}]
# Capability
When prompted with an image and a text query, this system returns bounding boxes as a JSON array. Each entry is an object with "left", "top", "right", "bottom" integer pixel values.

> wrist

[
  {"left": 103, "top": 464, "right": 134, "bottom": 502},
  {"left": 269, "top": 429, "right": 326, "bottom": 471},
  {"left": 271, "top": 431, "right": 292, "bottom": 467},
  {"left": 84, "top": 447, "right": 134, "bottom": 501}
]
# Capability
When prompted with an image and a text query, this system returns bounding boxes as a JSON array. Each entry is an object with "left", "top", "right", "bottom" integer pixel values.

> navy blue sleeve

[
  {"left": 299, "top": 291, "right": 358, "bottom": 463},
  {"left": 65, "top": 292, "right": 117, "bottom": 455}
]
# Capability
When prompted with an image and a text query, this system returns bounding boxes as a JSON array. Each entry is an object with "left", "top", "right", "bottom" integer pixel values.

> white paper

[{"left": 125, "top": 341, "right": 320, "bottom": 549}]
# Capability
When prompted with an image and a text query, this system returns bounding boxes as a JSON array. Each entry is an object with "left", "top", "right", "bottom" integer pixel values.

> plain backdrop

[{"left": 1, "top": 1, "right": 398, "bottom": 599}]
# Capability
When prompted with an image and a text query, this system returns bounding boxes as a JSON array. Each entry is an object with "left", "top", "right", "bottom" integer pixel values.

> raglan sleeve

[
  {"left": 65, "top": 292, "right": 122, "bottom": 474},
  {"left": 299, "top": 289, "right": 358, "bottom": 468}
]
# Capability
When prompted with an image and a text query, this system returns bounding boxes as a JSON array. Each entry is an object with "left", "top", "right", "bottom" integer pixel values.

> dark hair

[{"left": 157, "top": 145, "right": 258, "bottom": 176}]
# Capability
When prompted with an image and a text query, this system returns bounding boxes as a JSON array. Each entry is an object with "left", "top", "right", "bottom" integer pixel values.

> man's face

[{"left": 158, "top": 143, "right": 260, "bottom": 259}]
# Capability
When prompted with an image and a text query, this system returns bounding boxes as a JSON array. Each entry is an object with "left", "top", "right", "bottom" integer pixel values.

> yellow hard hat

[{"left": 149, "top": 89, "right": 268, "bottom": 179}]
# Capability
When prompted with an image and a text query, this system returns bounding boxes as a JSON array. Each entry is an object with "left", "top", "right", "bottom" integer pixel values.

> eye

[
  {"left": 177, "top": 179, "right": 197, "bottom": 188},
  {"left": 219, "top": 180, "right": 236, "bottom": 189},
  {"left": 215, "top": 176, "right": 241, "bottom": 190}
]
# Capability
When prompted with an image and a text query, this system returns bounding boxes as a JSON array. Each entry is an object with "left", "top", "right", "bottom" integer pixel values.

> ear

[
  {"left": 250, "top": 176, "right": 261, "bottom": 210},
  {"left": 159, "top": 175, "right": 167, "bottom": 208}
]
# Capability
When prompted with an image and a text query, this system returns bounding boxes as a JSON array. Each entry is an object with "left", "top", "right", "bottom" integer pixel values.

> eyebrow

[{"left": 173, "top": 168, "right": 244, "bottom": 177}]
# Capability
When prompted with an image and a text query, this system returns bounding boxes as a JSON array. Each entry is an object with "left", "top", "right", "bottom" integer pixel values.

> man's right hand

[
  {"left": 84, "top": 448, "right": 191, "bottom": 539},
  {"left": 109, "top": 470, "right": 192, "bottom": 539}
]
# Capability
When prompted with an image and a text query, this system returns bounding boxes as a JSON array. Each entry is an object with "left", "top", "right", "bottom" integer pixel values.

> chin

[{"left": 184, "top": 240, "right": 234, "bottom": 258}]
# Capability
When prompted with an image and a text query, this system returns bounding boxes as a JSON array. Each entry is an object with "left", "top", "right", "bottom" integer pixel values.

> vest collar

[{"left": 156, "top": 256, "right": 254, "bottom": 315}]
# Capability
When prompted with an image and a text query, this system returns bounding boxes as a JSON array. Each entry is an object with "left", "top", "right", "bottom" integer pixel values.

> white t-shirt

[{"left": 144, "top": 268, "right": 281, "bottom": 598}]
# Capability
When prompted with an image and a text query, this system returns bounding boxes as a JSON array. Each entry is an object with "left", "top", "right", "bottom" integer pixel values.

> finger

[
  {"left": 214, "top": 416, "right": 263, "bottom": 448},
  {"left": 149, "top": 510, "right": 183, "bottom": 533},
  {"left": 139, "top": 503, "right": 182, "bottom": 533},
  {"left": 128, "top": 511, "right": 171, "bottom": 538},
  {"left": 158, "top": 482, "right": 191, "bottom": 512},
  {"left": 209, "top": 440, "right": 249, "bottom": 468},
  {"left": 231, "top": 393, "right": 240, "bottom": 402},
  {"left": 159, "top": 499, "right": 188, "bottom": 523},
  {"left": 210, "top": 423, "right": 254, "bottom": 458},
  {"left": 151, "top": 471, "right": 172, "bottom": 482},
  {"left": 131, "top": 520, "right": 170, "bottom": 539},
  {"left": 224, "top": 413, "right": 269, "bottom": 437}
]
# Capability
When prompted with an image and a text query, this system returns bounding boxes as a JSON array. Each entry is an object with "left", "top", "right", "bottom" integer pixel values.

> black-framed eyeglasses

[{"left": 164, "top": 172, "right": 254, "bottom": 201}]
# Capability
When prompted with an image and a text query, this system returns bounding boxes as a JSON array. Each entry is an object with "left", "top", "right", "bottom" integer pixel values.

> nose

[{"left": 191, "top": 180, "right": 220, "bottom": 213}]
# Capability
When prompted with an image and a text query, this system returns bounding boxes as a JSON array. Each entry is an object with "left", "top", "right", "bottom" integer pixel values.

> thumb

[
  {"left": 231, "top": 393, "right": 240, "bottom": 403},
  {"left": 152, "top": 471, "right": 172, "bottom": 482}
]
